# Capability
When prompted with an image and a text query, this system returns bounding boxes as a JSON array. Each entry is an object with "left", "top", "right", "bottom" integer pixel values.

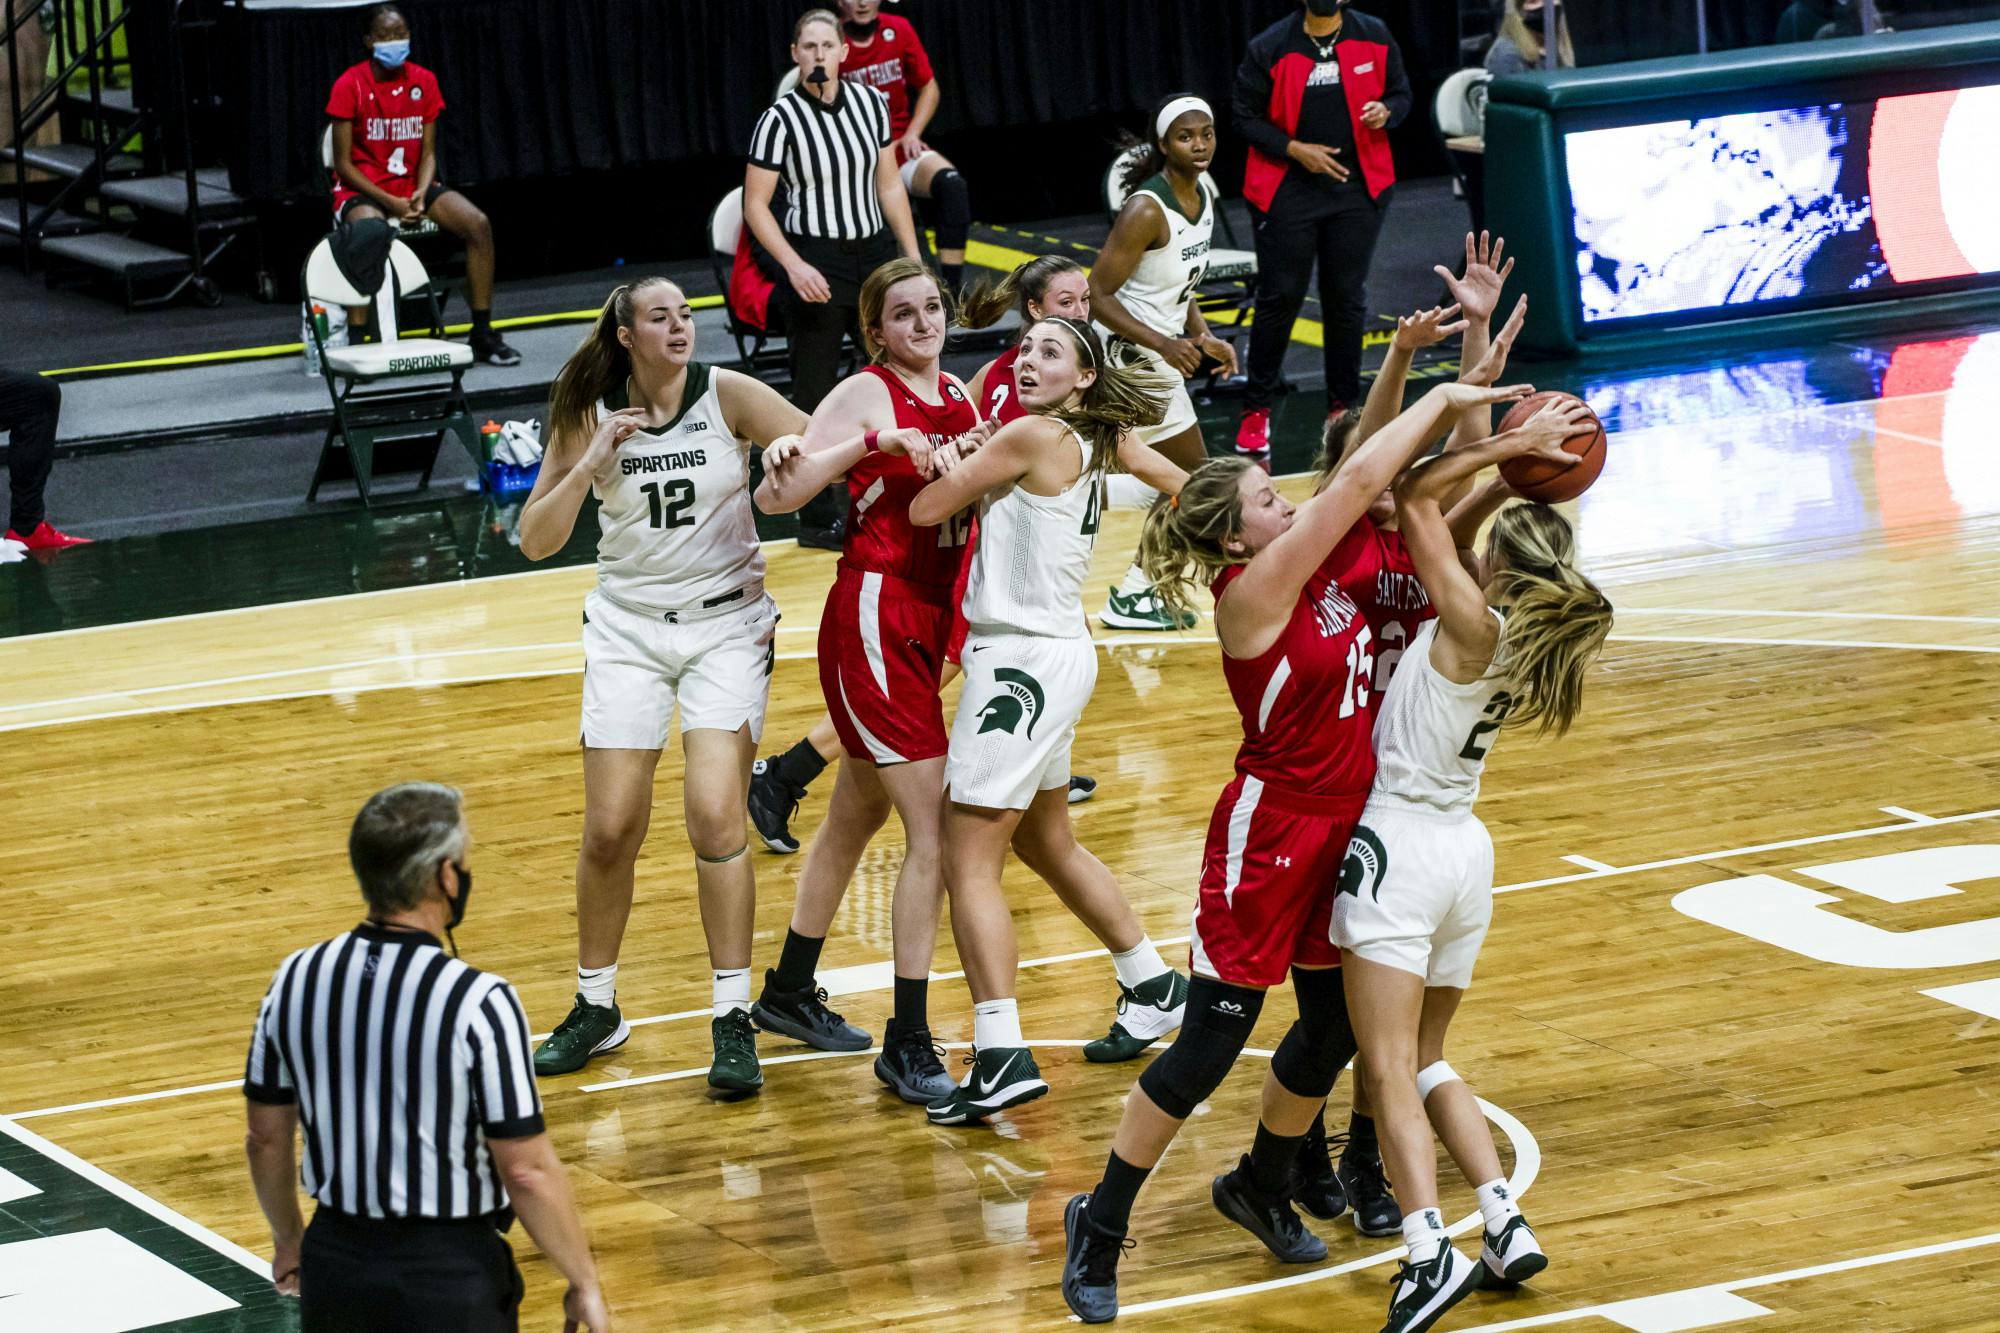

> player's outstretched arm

[
  {"left": 1115, "top": 432, "right": 1189, "bottom": 497},
  {"left": 716, "top": 368, "right": 809, "bottom": 449}
]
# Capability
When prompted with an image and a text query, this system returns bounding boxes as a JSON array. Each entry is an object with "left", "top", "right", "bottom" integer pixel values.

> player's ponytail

[
  {"left": 1488, "top": 502, "right": 1613, "bottom": 737},
  {"left": 958, "top": 255, "right": 1084, "bottom": 330},
  {"left": 548, "top": 277, "right": 673, "bottom": 450},
  {"left": 1035, "top": 317, "right": 1168, "bottom": 477},
  {"left": 1136, "top": 457, "right": 1256, "bottom": 625}
]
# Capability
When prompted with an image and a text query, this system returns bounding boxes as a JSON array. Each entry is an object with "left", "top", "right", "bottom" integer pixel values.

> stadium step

[
  {"left": 0, "top": 143, "right": 143, "bottom": 179},
  {"left": 40, "top": 231, "right": 191, "bottom": 280},
  {"left": 100, "top": 174, "right": 248, "bottom": 218},
  {"left": 0, "top": 207, "right": 99, "bottom": 239},
  {"left": 61, "top": 86, "right": 137, "bottom": 117}
]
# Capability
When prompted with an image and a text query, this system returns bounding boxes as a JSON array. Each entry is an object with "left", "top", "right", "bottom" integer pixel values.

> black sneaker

[
  {"left": 1067, "top": 775, "right": 1097, "bottom": 804},
  {"left": 1061, "top": 1194, "right": 1132, "bottom": 1324},
  {"left": 749, "top": 972, "right": 871, "bottom": 1051},
  {"left": 747, "top": 758, "right": 806, "bottom": 854},
  {"left": 1211, "top": 1156, "right": 1327, "bottom": 1263},
  {"left": 874, "top": 1019, "right": 956, "bottom": 1104},
  {"left": 468, "top": 330, "right": 521, "bottom": 367},
  {"left": 531, "top": 994, "right": 629, "bottom": 1076},
  {"left": 925, "top": 1046, "right": 1048, "bottom": 1125},
  {"left": 1475, "top": 1213, "right": 1547, "bottom": 1289},
  {"left": 1336, "top": 1135, "right": 1402, "bottom": 1237},
  {"left": 1381, "top": 1244, "right": 1480, "bottom": 1333},
  {"left": 708, "top": 1009, "right": 763, "bottom": 1094},
  {"left": 797, "top": 516, "right": 846, "bottom": 551},
  {"left": 1290, "top": 1119, "right": 1349, "bottom": 1222}
]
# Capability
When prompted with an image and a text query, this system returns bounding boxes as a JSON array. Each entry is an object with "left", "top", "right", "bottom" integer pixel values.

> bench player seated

[{"left": 327, "top": 5, "right": 519, "bottom": 367}]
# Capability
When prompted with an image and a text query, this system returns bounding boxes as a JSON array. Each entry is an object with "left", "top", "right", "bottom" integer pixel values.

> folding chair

[
  {"left": 301, "top": 235, "right": 478, "bottom": 504},
  {"left": 1433, "top": 68, "right": 1493, "bottom": 229},
  {"left": 709, "top": 186, "right": 791, "bottom": 374}
]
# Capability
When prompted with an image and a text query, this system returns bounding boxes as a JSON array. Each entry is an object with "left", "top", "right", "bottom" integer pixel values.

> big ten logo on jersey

[
  {"left": 1674, "top": 844, "right": 2000, "bottom": 1021},
  {"left": 366, "top": 115, "right": 425, "bottom": 142}
]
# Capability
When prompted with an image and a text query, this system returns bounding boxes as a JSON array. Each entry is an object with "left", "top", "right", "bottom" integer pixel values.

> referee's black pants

[
  {"left": 1245, "top": 178, "right": 1392, "bottom": 414},
  {"left": 0, "top": 365, "right": 60, "bottom": 536},
  {"left": 300, "top": 1207, "right": 523, "bottom": 1332},
  {"left": 773, "top": 229, "right": 901, "bottom": 532}
]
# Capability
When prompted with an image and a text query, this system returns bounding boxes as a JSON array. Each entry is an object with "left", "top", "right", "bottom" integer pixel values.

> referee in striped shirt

[
  {"left": 746, "top": 6, "right": 922, "bottom": 545},
  {"left": 243, "top": 782, "right": 611, "bottom": 1331}
]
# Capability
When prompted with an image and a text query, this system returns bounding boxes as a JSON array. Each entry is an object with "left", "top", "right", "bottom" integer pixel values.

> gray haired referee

[{"left": 242, "top": 782, "right": 612, "bottom": 1331}]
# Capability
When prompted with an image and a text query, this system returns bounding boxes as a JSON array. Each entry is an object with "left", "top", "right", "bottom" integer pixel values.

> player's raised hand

[
  {"left": 875, "top": 425, "right": 935, "bottom": 473},
  {"left": 760, "top": 432, "right": 806, "bottom": 479},
  {"left": 1393, "top": 303, "right": 1469, "bottom": 351},
  {"left": 582, "top": 407, "right": 648, "bottom": 476},
  {"left": 1458, "top": 295, "right": 1528, "bottom": 387},
  {"left": 1506, "top": 398, "right": 1594, "bottom": 464},
  {"left": 1435, "top": 231, "right": 1515, "bottom": 324}
]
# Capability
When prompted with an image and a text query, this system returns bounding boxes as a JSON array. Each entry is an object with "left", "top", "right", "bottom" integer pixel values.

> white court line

[
  {"left": 1560, "top": 854, "right": 1617, "bottom": 872},
  {"left": 1608, "top": 632, "right": 2000, "bottom": 655},
  {"left": 1449, "top": 1228, "right": 2000, "bottom": 1332},
  {"left": 1880, "top": 806, "right": 1935, "bottom": 824},
  {"left": 1619, "top": 606, "right": 2000, "bottom": 626},
  {"left": 1497, "top": 805, "right": 1998, "bottom": 894},
  {"left": 8, "top": 1078, "right": 248, "bottom": 1123},
  {"left": 0, "top": 1113, "right": 269, "bottom": 1275}
]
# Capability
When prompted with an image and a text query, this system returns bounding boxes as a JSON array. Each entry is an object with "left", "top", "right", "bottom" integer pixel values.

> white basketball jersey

[
  {"left": 1113, "top": 175, "right": 1213, "bottom": 340},
  {"left": 961, "top": 425, "right": 1101, "bottom": 639},
  {"left": 592, "top": 363, "right": 763, "bottom": 612},
  {"left": 1370, "top": 613, "right": 1513, "bottom": 815}
]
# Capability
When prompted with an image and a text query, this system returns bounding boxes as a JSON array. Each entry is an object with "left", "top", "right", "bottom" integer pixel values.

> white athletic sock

[
  {"left": 578, "top": 964, "right": 617, "bottom": 1009},
  {"left": 1104, "top": 473, "right": 1159, "bottom": 510},
  {"left": 1401, "top": 1207, "right": 1446, "bottom": 1265},
  {"left": 972, "top": 997, "right": 1024, "bottom": 1050},
  {"left": 1111, "top": 937, "right": 1170, "bottom": 991},
  {"left": 712, "top": 968, "right": 752, "bottom": 1018},
  {"left": 1475, "top": 1179, "right": 1522, "bottom": 1234},
  {"left": 1115, "top": 561, "right": 1153, "bottom": 598}
]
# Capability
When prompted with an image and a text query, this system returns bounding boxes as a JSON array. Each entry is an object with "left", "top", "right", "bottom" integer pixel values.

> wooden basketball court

[{"left": 6, "top": 351, "right": 2000, "bottom": 1330}]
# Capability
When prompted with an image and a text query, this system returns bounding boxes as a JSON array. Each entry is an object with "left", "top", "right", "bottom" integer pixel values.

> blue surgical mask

[{"left": 373, "top": 39, "right": 411, "bottom": 70}]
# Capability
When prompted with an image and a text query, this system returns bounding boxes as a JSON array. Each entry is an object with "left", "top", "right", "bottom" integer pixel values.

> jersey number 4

[
  {"left": 1174, "top": 263, "right": 1209, "bottom": 310},
  {"left": 641, "top": 479, "right": 695, "bottom": 529},
  {"left": 385, "top": 146, "right": 408, "bottom": 177}
]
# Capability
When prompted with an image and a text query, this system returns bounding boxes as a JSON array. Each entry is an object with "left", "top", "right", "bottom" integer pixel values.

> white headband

[{"left": 1155, "top": 96, "right": 1213, "bottom": 141}]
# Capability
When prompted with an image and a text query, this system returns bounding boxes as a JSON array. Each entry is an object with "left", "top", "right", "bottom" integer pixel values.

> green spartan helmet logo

[
  {"left": 1338, "top": 826, "right": 1388, "bottom": 901},
  {"left": 976, "top": 668, "right": 1046, "bottom": 739}
]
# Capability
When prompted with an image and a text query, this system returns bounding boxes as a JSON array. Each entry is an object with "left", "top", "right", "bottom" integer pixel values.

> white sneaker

[
  {"left": 1383, "top": 1243, "right": 1481, "bottom": 1333},
  {"left": 1477, "top": 1214, "right": 1547, "bottom": 1288}
]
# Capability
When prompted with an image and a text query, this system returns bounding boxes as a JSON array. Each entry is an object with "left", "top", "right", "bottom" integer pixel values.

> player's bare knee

[{"left": 580, "top": 816, "right": 646, "bottom": 868}]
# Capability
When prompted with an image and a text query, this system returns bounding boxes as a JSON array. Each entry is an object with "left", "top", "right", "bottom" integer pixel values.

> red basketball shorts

[
  {"left": 1188, "top": 774, "right": 1369, "bottom": 989},
  {"left": 819, "top": 566, "right": 951, "bottom": 766}
]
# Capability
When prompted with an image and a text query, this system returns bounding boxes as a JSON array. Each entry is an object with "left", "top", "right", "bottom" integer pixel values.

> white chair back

[
  {"left": 711, "top": 187, "right": 745, "bottom": 256},
  {"left": 776, "top": 66, "right": 801, "bottom": 101},
  {"left": 303, "top": 236, "right": 429, "bottom": 342},
  {"left": 1434, "top": 68, "right": 1493, "bottom": 138},
  {"left": 1106, "top": 145, "right": 1224, "bottom": 215},
  {"left": 320, "top": 124, "right": 333, "bottom": 169}
]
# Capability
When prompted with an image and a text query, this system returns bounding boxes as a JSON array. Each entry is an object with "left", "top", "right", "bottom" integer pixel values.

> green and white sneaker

[
  {"left": 1099, "top": 586, "right": 1197, "bottom": 631},
  {"left": 926, "top": 1046, "right": 1049, "bottom": 1125},
  {"left": 1083, "top": 969, "right": 1189, "bottom": 1062},
  {"left": 532, "top": 994, "right": 630, "bottom": 1076},
  {"left": 708, "top": 1009, "right": 764, "bottom": 1094}
]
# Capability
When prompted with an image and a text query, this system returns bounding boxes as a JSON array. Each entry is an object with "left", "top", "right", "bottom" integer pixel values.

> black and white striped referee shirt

[
  {"left": 243, "top": 923, "right": 543, "bottom": 1220},
  {"left": 748, "top": 84, "right": 892, "bottom": 240}
]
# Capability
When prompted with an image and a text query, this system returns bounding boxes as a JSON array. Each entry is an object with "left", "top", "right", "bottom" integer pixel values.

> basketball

[{"left": 1496, "top": 392, "right": 1607, "bottom": 503}]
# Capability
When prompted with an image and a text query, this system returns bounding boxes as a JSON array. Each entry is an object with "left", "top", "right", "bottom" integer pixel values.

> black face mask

[
  {"left": 446, "top": 862, "right": 472, "bottom": 931},
  {"left": 1523, "top": 6, "right": 1555, "bottom": 32},
  {"left": 1305, "top": 0, "right": 1347, "bottom": 16},
  {"left": 842, "top": 20, "right": 878, "bottom": 41}
]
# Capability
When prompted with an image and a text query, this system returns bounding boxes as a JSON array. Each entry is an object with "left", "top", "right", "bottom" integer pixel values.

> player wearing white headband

[{"left": 1088, "top": 93, "right": 1240, "bottom": 632}]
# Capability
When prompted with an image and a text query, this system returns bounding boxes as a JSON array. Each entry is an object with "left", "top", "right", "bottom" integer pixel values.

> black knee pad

[
  {"left": 1136, "top": 977, "right": 1264, "bottom": 1119},
  {"left": 929, "top": 169, "right": 971, "bottom": 251},
  {"left": 1270, "top": 967, "right": 1358, "bottom": 1099}
]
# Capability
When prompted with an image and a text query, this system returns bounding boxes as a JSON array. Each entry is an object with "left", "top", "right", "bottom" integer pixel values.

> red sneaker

[
  {"left": 6, "top": 521, "right": 92, "bottom": 550},
  {"left": 1234, "top": 408, "right": 1271, "bottom": 455}
]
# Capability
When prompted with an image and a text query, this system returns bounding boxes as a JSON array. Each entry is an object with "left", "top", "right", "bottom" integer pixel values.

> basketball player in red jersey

[
  {"left": 746, "top": 255, "right": 1097, "bottom": 852},
  {"left": 836, "top": 0, "right": 973, "bottom": 295},
  {"left": 1058, "top": 369, "right": 1530, "bottom": 1321},
  {"left": 326, "top": 6, "right": 517, "bottom": 366},
  {"left": 752, "top": 258, "right": 990, "bottom": 1109}
]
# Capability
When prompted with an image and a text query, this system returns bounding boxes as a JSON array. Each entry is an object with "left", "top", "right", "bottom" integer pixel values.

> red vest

[{"left": 1243, "top": 43, "right": 1396, "bottom": 210}]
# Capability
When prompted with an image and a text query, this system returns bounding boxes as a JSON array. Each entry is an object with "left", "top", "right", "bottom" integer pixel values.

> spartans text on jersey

[{"left": 621, "top": 450, "right": 707, "bottom": 475}]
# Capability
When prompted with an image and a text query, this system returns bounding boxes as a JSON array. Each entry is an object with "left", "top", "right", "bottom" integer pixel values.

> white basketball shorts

[
  {"left": 945, "top": 631, "right": 1097, "bottom": 810},
  {"left": 1332, "top": 799, "right": 1494, "bottom": 989},
  {"left": 580, "top": 587, "right": 776, "bottom": 750},
  {"left": 1112, "top": 339, "right": 1199, "bottom": 447}
]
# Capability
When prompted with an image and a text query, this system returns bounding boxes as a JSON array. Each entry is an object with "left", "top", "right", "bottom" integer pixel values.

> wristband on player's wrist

[{"left": 863, "top": 430, "right": 882, "bottom": 453}]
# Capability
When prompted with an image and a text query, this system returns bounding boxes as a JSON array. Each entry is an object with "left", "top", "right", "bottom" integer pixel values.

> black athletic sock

[
  {"left": 471, "top": 307, "right": 494, "bottom": 335},
  {"left": 772, "top": 736, "right": 828, "bottom": 790},
  {"left": 942, "top": 263, "right": 965, "bottom": 297},
  {"left": 770, "top": 928, "right": 825, "bottom": 994},
  {"left": 893, "top": 974, "right": 928, "bottom": 1030},
  {"left": 1249, "top": 1122, "right": 1303, "bottom": 1198},
  {"left": 1088, "top": 1150, "right": 1151, "bottom": 1237},
  {"left": 1346, "top": 1110, "right": 1379, "bottom": 1158}
]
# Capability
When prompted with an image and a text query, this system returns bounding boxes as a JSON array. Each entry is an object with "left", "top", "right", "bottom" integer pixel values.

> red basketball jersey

[
  {"left": 1339, "top": 522, "right": 1435, "bottom": 707},
  {"left": 325, "top": 60, "right": 445, "bottom": 200},
  {"left": 837, "top": 15, "right": 935, "bottom": 138},
  {"left": 1213, "top": 523, "right": 1381, "bottom": 796},
  {"left": 980, "top": 343, "right": 1028, "bottom": 424},
  {"left": 842, "top": 365, "right": 979, "bottom": 597}
]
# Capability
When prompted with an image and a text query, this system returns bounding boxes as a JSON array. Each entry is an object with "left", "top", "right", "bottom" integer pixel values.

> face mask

[
  {"left": 843, "top": 20, "right": 878, "bottom": 40},
  {"left": 1523, "top": 5, "right": 1555, "bottom": 32},
  {"left": 373, "top": 39, "right": 410, "bottom": 70},
  {"left": 1305, "top": 0, "right": 1346, "bottom": 16},
  {"left": 446, "top": 862, "right": 472, "bottom": 931}
]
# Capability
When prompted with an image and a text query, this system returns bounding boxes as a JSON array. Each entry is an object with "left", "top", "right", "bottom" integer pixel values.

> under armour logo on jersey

[
  {"left": 975, "top": 667, "right": 1045, "bottom": 739},
  {"left": 1275, "top": 855, "right": 1294, "bottom": 867},
  {"left": 1213, "top": 1000, "right": 1245, "bottom": 1015}
]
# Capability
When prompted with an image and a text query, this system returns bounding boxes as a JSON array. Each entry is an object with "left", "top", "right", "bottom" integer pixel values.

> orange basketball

[{"left": 1496, "top": 392, "right": 1607, "bottom": 503}]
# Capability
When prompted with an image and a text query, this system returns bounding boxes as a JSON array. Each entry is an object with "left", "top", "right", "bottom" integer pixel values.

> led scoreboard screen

[{"left": 1564, "top": 84, "right": 2000, "bottom": 326}]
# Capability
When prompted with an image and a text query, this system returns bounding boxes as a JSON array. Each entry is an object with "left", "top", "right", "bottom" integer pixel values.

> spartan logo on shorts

[
  {"left": 1338, "top": 826, "right": 1388, "bottom": 901},
  {"left": 976, "top": 667, "right": 1045, "bottom": 739}
]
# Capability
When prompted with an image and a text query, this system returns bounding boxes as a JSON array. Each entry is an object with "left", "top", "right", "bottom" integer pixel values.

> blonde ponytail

[
  {"left": 958, "top": 254, "right": 1085, "bottom": 330},
  {"left": 1135, "top": 457, "right": 1256, "bottom": 624},
  {"left": 1034, "top": 317, "right": 1168, "bottom": 477},
  {"left": 1489, "top": 502, "right": 1613, "bottom": 737}
]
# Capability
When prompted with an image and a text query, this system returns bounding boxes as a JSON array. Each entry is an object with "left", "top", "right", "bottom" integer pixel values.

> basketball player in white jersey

[
  {"left": 906, "top": 315, "right": 1192, "bottom": 1123},
  {"left": 1332, "top": 402, "right": 1613, "bottom": 1332},
  {"left": 516, "top": 277, "right": 810, "bottom": 1095},
  {"left": 1089, "top": 95, "right": 1239, "bottom": 632}
]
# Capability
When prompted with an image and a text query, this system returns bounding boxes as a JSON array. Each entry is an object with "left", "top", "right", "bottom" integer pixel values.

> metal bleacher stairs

[{"left": 3, "top": 0, "right": 253, "bottom": 309}]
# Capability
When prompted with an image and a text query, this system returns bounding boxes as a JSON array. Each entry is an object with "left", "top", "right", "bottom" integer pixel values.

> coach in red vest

[{"left": 1230, "top": 0, "right": 1410, "bottom": 455}]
